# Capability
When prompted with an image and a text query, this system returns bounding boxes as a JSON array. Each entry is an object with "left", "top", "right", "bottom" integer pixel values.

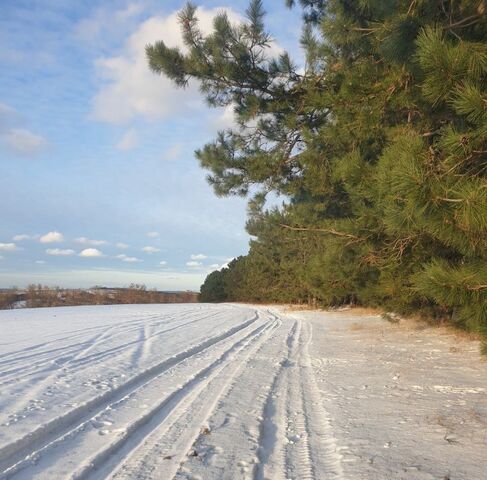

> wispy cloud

[
  {"left": 12, "top": 234, "right": 31, "bottom": 241},
  {"left": 0, "top": 102, "right": 18, "bottom": 127},
  {"left": 164, "top": 143, "right": 182, "bottom": 160},
  {"left": 40, "top": 231, "right": 64, "bottom": 243},
  {"left": 159, "top": 260, "right": 167, "bottom": 266},
  {"left": 116, "top": 128, "right": 138, "bottom": 150},
  {"left": 115, "top": 242, "right": 129, "bottom": 249},
  {"left": 75, "top": 237, "right": 108, "bottom": 246},
  {"left": 142, "top": 246, "right": 160, "bottom": 254},
  {"left": 0, "top": 103, "right": 49, "bottom": 157},
  {"left": 1, "top": 128, "right": 49, "bottom": 156},
  {"left": 190, "top": 253, "right": 207, "bottom": 260},
  {"left": 46, "top": 248, "right": 75, "bottom": 256},
  {"left": 0, "top": 243, "right": 17, "bottom": 252},
  {"left": 74, "top": 3, "right": 143, "bottom": 48},
  {"left": 117, "top": 254, "right": 142, "bottom": 263},
  {"left": 186, "top": 260, "right": 202, "bottom": 268},
  {"left": 146, "top": 231, "right": 159, "bottom": 238}
]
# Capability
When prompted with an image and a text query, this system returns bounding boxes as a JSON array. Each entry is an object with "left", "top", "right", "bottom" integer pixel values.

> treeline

[
  {"left": 0, "top": 285, "right": 198, "bottom": 310},
  {"left": 149, "top": 1, "right": 487, "bottom": 345},
  {"left": 0, "top": 290, "right": 20, "bottom": 310}
]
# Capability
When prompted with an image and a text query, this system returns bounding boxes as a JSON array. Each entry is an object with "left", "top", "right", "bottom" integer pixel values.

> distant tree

[
  {"left": 200, "top": 269, "right": 229, "bottom": 302},
  {"left": 0, "top": 290, "right": 18, "bottom": 309}
]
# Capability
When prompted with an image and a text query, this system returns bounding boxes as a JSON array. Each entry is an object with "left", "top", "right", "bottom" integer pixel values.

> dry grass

[
  {"left": 349, "top": 322, "right": 366, "bottom": 331},
  {"left": 265, "top": 303, "right": 483, "bottom": 352},
  {"left": 280, "top": 303, "right": 322, "bottom": 312},
  {"left": 339, "top": 306, "right": 384, "bottom": 316},
  {"left": 442, "top": 328, "right": 481, "bottom": 342},
  {"left": 282, "top": 304, "right": 383, "bottom": 316}
]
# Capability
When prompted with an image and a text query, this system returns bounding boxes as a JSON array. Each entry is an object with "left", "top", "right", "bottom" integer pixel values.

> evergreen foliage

[{"left": 148, "top": 1, "right": 487, "bottom": 345}]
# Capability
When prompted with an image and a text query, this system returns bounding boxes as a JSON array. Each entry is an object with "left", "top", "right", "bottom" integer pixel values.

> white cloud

[
  {"left": 146, "top": 231, "right": 159, "bottom": 238},
  {"left": 46, "top": 248, "right": 75, "bottom": 256},
  {"left": 35, "top": 260, "right": 47, "bottom": 264},
  {"left": 159, "top": 260, "right": 167, "bottom": 266},
  {"left": 0, "top": 243, "right": 17, "bottom": 252},
  {"left": 211, "top": 104, "right": 237, "bottom": 132},
  {"left": 91, "top": 7, "right": 242, "bottom": 124},
  {"left": 116, "top": 242, "right": 129, "bottom": 249},
  {"left": 1, "top": 128, "right": 49, "bottom": 156},
  {"left": 209, "top": 263, "right": 220, "bottom": 269},
  {"left": 116, "top": 128, "right": 138, "bottom": 150},
  {"left": 190, "top": 253, "right": 207, "bottom": 260},
  {"left": 117, "top": 253, "right": 142, "bottom": 263},
  {"left": 220, "top": 257, "right": 236, "bottom": 269},
  {"left": 75, "top": 237, "right": 108, "bottom": 246},
  {"left": 142, "top": 246, "right": 160, "bottom": 254},
  {"left": 40, "top": 231, "right": 64, "bottom": 243},
  {"left": 186, "top": 260, "right": 202, "bottom": 268},
  {"left": 12, "top": 234, "right": 31, "bottom": 241},
  {"left": 79, "top": 248, "right": 104, "bottom": 257}
]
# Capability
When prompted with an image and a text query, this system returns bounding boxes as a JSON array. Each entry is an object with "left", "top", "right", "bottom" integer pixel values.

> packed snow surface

[{"left": 0, "top": 303, "right": 486, "bottom": 479}]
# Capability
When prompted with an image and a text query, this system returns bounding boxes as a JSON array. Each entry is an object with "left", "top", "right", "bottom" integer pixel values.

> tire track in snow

[
  {"left": 255, "top": 316, "right": 344, "bottom": 480},
  {"left": 254, "top": 319, "right": 297, "bottom": 480},
  {"left": 0, "top": 308, "right": 187, "bottom": 368},
  {"left": 0, "top": 311, "right": 260, "bottom": 479},
  {"left": 94, "top": 314, "right": 281, "bottom": 480},
  {"left": 0, "top": 314, "right": 159, "bottom": 381},
  {"left": 69, "top": 316, "right": 273, "bottom": 479},
  {"left": 164, "top": 308, "right": 295, "bottom": 480},
  {"left": 66, "top": 309, "right": 223, "bottom": 370},
  {"left": 0, "top": 309, "right": 222, "bottom": 388},
  {"left": 0, "top": 324, "right": 119, "bottom": 427},
  {"left": 0, "top": 307, "right": 238, "bottom": 438},
  {"left": 285, "top": 320, "right": 315, "bottom": 480}
]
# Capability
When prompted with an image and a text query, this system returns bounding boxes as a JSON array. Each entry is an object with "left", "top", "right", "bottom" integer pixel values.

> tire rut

[{"left": 0, "top": 312, "right": 260, "bottom": 479}]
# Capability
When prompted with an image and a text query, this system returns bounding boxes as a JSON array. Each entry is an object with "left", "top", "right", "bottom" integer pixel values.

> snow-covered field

[{"left": 0, "top": 304, "right": 485, "bottom": 479}]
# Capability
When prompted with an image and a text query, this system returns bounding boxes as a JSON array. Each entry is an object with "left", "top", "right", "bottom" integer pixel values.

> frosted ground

[{"left": 0, "top": 304, "right": 485, "bottom": 479}]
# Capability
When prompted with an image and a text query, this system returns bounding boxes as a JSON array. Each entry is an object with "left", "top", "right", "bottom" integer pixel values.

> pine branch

[
  {"left": 407, "top": 0, "right": 417, "bottom": 16},
  {"left": 444, "top": 14, "right": 482, "bottom": 30},
  {"left": 468, "top": 285, "right": 487, "bottom": 291},
  {"left": 279, "top": 223, "right": 360, "bottom": 240}
]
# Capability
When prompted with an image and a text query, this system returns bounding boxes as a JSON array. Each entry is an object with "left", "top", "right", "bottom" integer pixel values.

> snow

[{"left": 0, "top": 304, "right": 486, "bottom": 479}]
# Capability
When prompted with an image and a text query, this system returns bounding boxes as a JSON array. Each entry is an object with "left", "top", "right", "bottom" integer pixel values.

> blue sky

[{"left": 0, "top": 0, "right": 301, "bottom": 290}]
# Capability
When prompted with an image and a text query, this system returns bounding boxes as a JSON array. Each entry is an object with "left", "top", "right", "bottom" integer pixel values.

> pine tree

[{"left": 150, "top": 0, "right": 487, "bottom": 347}]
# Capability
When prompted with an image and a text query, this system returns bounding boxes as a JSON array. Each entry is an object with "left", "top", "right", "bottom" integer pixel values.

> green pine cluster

[{"left": 147, "top": 1, "right": 487, "bottom": 347}]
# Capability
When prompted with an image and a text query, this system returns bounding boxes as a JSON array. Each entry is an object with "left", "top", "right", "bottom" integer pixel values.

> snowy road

[{"left": 0, "top": 304, "right": 486, "bottom": 479}]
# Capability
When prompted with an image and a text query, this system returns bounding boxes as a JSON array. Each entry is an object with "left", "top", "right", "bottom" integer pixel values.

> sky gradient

[{"left": 0, "top": 0, "right": 301, "bottom": 290}]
